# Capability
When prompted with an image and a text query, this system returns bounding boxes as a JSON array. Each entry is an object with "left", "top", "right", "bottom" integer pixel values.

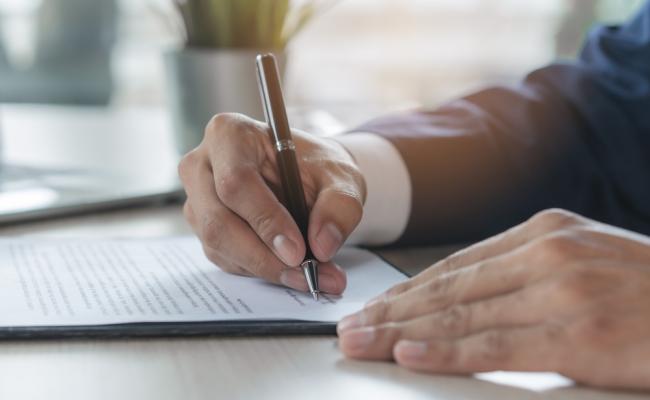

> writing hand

[{"left": 179, "top": 113, "right": 366, "bottom": 294}]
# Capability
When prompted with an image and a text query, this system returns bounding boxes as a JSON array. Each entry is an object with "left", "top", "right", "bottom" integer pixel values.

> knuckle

[
  {"left": 329, "top": 187, "right": 364, "bottom": 221},
  {"left": 376, "top": 322, "right": 401, "bottom": 344},
  {"left": 250, "top": 211, "right": 277, "bottom": 241},
  {"left": 385, "top": 282, "right": 409, "bottom": 299},
  {"left": 440, "top": 253, "right": 463, "bottom": 274},
  {"left": 478, "top": 330, "right": 511, "bottom": 364},
  {"left": 247, "top": 253, "right": 275, "bottom": 280},
  {"left": 202, "top": 245, "right": 223, "bottom": 267},
  {"left": 177, "top": 149, "right": 202, "bottom": 182},
  {"left": 438, "top": 304, "right": 471, "bottom": 336},
  {"left": 425, "top": 274, "right": 456, "bottom": 305},
  {"left": 529, "top": 208, "right": 582, "bottom": 233},
  {"left": 216, "top": 166, "right": 256, "bottom": 203},
  {"left": 248, "top": 257, "right": 265, "bottom": 277},
  {"left": 347, "top": 165, "right": 367, "bottom": 202},
  {"left": 336, "top": 160, "right": 366, "bottom": 194},
  {"left": 205, "top": 113, "right": 257, "bottom": 147},
  {"left": 425, "top": 277, "right": 447, "bottom": 296},
  {"left": 201, "top": 216, "right": 226, "bottom": 250},
  {"left": 366, "top": 300, "right": 391, "bottom": 324},
  {"left": 535, "top": 232, "right": 580, "bottom": 263},
  {"left": 205, "top": 113, "right": 238, "bottom": 135},
  {"left": 205, "top": 113, "right": 260, "bottom": 142},
  {"left": 570, "top": 314, "right": 616, "bottom": 344}
]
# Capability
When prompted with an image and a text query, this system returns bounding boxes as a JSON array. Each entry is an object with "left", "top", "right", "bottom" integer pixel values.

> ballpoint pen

[{"left": 255, "top": 53, "right": 320, "bottom": 301}]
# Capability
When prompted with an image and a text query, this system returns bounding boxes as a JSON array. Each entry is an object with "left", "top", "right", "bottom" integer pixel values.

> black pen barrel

[{"left": 276, "top": 148, "right": 314, "bottom": 260}]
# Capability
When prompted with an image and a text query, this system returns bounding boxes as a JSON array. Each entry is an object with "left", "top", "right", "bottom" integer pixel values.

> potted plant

[{"left": 166, "top": 0, "right": 330, "bottom": 155}]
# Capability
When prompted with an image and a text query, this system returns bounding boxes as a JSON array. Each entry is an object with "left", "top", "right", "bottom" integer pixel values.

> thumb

[{"left": 308, "top": 186, "right": 364, "bottom": 262}]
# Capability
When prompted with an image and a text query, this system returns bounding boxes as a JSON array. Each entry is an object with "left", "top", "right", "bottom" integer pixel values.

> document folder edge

[
  {"left": 0, "top": 250, "right": 407, "bottom": 340},
  {"left": 0, "top": 320, "right": 336, "bottom": 340}
]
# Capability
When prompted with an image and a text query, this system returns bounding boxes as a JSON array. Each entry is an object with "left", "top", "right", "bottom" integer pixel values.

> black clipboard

[
  {"left": 0, "top": 320, "right": 336, "bottom": 340},
  {"left": 0, "top": 252, "right": 408, "bottom": 340}
]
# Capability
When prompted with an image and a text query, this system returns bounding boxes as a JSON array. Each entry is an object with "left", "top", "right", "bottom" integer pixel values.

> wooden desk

[{"left": 0, "top": 206, "right": 645, "bottom": 400}]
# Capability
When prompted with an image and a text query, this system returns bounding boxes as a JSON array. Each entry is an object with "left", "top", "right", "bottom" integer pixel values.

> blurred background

[
  {"left": 0, "top": 0, "right": 644, "bottom": 223},
  {"left": 0, "top": 0, "right": 644, "bottom": 116}
]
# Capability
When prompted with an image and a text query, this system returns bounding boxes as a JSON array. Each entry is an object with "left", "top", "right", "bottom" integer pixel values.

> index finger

[
  {"left": 205, "top": 114, "right": 307, "bottom": 267},
  {"left": 179, "top": 151, "right": 291, "bottom": 284},
  {"left": 213, "top": 163, "right": 306, "bottom": 267},
  {"left": 375, "top": 209, "right": 585, "bottom": 302}
]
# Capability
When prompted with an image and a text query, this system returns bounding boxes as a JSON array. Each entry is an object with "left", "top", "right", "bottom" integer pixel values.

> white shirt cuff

[{"left": 334, "top": 133, "right": 411, "bottom": 246}]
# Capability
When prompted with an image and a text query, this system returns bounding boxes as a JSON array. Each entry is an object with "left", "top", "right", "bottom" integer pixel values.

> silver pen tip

[{"left": 301, "top": 259, "right": 320, "bottom": 302}]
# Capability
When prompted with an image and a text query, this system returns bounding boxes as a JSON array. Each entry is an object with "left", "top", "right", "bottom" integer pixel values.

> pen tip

[{"left": 301, "top": 260, "right": 320, "bottom": 301}]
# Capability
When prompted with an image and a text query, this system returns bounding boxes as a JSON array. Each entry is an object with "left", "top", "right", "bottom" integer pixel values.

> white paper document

[{"left": 0, "top": 236, "right": 406, "bottom": 327}]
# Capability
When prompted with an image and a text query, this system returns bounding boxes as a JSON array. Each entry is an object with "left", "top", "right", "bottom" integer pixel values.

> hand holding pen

[
  {"left": 178, "top": 56, "right": 366, "bottom": 296},
  {"left": 256, "top": 53, "right": 322, "bottom": 299}
]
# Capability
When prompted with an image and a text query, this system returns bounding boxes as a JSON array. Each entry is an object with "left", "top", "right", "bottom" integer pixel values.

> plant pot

[{"left": 165, "top": 48, "right": 286, "bottom": 156}]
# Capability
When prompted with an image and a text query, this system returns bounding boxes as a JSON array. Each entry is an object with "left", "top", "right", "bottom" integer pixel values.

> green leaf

[{"left": 172, "top": 0, "right": 330, "bottom": 49}]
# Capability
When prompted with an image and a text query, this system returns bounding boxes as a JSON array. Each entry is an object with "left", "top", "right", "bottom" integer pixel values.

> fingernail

[
  {"left": 340, "top": 327, "right": 375, "bottom": 352},
  {"left": 337, "top": 314, "right": 361, "bottom": 334},
  {"left": 273, "top": 234, "right": 299, "bottom": 266},
  {"left": 316, "top": 222, "right": 343, "bottom": 260},
  {"left": 280, "top": 269, "right": 306, "bottom": 291},
  {"left": 395, "top": 340, "right": 427, "bottom": 360},
  {"left": 319, "top": 274, "right": 339, "bottom": 294}
]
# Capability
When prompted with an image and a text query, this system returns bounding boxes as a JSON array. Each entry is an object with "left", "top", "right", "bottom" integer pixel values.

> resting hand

[
  {"left": 179, "top": 113, "right": 365, "bottom": 294},
  {"left": 338, "top": 209, "right": 650, "bottom": 390}
]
